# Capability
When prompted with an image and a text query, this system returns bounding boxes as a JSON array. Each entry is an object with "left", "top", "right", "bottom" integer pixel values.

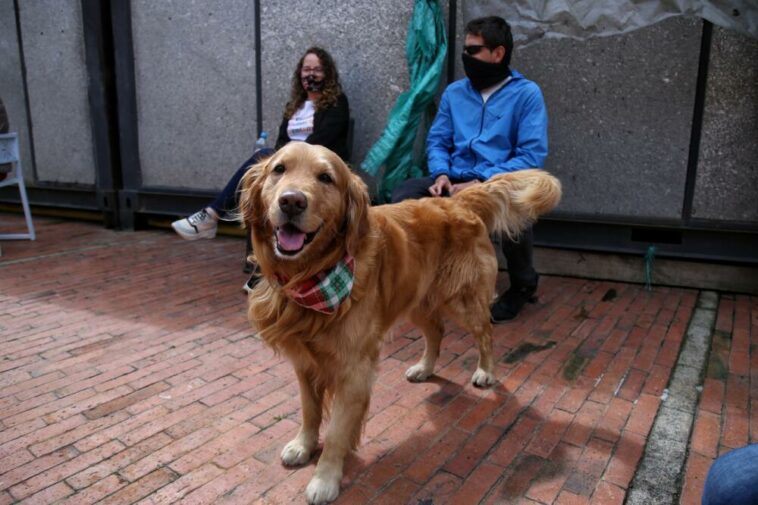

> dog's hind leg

[
  {"left": 469, "top": 322, "right": 496, "bottom": 387},
  {"left": 448, "top": 294, "right": 497, "bottom": 388},
  {"left": 405, "top": 311, "right": 445, "bottom": 383},
  {"left": 282, "top": 367, "right": 323, "bottom": 467}
]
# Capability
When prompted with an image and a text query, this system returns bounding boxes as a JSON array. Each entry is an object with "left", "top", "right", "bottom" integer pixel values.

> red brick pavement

[
  {"left": 0, "top": 212, "right": 752, "bottom": 504},
  {"left": 679, "top": 293, "right": 757, "bottom": 505}
]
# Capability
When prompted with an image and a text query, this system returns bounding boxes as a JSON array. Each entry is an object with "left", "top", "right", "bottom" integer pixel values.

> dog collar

[{"left": 277, "top": 254, "right": 355, "bottom": 314}]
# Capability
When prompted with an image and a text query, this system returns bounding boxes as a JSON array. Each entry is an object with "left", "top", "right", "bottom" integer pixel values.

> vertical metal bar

[
  {"left": 254, "top": 0, "right": 263, "bottom": 137},
  {"left": 110, "top": 0, "right": 141, "bottom": 228},
  {"left": 681, "top": 20, "right": 712, "bottom": 225},
  {"left": 447, "top": 0, "right": 457, "bottom": 84},
  {"left": 110, "top": 0, "right": 140, "bottom": 190},
  {"left": 81, "top": 0, "right": 119, "bottom": 226}
]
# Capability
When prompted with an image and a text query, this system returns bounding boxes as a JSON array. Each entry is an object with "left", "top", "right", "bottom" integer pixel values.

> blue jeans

[
  {"left": 702, "top": 444, "right": 758, "bottom": 505},
  {"left": 209, "top": 148, "right": 274, "bottom": 218}
]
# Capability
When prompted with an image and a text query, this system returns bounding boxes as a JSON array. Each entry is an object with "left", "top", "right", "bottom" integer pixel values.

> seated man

[{"left": 392, "top": 15, "right": 549, "bottom": 323}]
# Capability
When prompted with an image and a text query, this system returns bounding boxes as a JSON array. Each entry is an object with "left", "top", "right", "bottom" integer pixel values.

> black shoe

[
  {"left": 242, "top": 263, "right": 262, "bottom": 293},
  {"left": 491, "top": 283, "right": 538, "bottom": 323},
  {"left": 243, "top": 260, "right": 255, "bottom": 273},
  {"left": 242, "top": 274, "right": 261, "bottom": 294}
]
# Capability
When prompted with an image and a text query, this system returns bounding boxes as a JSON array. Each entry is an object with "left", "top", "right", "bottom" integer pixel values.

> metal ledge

[{"left": 534, "top": 218, "right": 758, "bottom": 265}]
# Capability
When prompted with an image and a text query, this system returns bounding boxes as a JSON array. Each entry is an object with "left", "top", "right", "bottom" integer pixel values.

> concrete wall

[
  {"left": 131, "top": 0, "right": 258, "bottom": 190},
  {"left": 0, "top": 0, "right": 33, "bottom": 182},
  {"left": 693, "top": 26, "right": 758, "bottom": 223},
  {"left": 16, "top": 0, "right": 95, "bottom": 185},
  {"left": 516, "top": 16, "right": 702, "bottom": 219}
]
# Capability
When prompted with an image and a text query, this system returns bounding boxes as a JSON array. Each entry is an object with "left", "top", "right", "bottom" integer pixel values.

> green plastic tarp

[{"left": 360, "top": 0, "right": 447, "bottom": 203}]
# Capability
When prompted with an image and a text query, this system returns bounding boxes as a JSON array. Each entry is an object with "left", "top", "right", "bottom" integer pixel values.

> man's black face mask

[{"left": 462, "top": 52, "right": 510, "bottom": 91}]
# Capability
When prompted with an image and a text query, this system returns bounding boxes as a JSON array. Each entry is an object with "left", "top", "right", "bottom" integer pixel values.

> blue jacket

[{"left": 427, "top": 70, "right": 548, "bottom": 181}]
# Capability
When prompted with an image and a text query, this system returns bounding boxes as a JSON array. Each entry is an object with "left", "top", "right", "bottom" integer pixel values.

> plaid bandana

[{"left": 278, "top": 255, "right": 355, "bottom": 314}]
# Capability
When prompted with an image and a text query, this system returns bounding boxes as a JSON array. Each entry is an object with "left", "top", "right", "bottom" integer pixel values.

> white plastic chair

[{"left": 0, "top": 132, "right": 35, "bottom": 240}]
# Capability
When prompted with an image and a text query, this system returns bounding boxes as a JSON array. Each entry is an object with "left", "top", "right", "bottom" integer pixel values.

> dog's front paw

[
  {"left": 305, "top": 475, "right": 340, "bottom": 505},
  {"left": 471, "top": 368, "right": 496, "bottom": 388},
  {"left": 405, "top": 363, "right": 433, "bottom": 383},
  {"left": 281, "top": 438, "right": 314, "bottom": 466}
]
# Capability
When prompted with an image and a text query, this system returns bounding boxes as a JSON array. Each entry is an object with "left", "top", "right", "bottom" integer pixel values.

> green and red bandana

[{"left": 278, "top": 254, "right": 355, "bottom": 314}]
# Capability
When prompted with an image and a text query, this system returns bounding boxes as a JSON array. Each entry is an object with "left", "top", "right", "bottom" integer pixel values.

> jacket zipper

[
  {"left": 467, "top": 76, "right": 513, "bottom": 180},
  {"left": 469, "top": 98, "right": 486, "bottom": 175}
]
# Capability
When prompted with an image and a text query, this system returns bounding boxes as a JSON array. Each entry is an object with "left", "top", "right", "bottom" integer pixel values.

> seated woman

[{"left": 172, "top": 46, "right": 350, "bottom": 242}]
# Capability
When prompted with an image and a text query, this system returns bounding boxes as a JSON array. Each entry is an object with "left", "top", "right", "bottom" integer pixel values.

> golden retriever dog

[{"left": 239, "top": 142, "right": 561, "bottom": 504}]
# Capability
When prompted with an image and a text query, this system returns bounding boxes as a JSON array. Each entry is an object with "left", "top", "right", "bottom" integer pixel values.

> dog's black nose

[{"left": 279, "top": 191, "right": 308, "bottom": 217}]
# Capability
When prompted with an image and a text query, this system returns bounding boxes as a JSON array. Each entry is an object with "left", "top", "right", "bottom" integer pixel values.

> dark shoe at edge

[
  {"left": 242, "top": 263, "right": 262, "bottom": 294},
  {"left": 242, "top": 274, "right": 262, "bottom": 294},
  {"left": 491, "top": 284, "right": 538, "bottom": 323}
]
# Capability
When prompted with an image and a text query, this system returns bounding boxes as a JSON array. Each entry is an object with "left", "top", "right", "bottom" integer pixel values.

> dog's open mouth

[{"left": 275, "top": 223, "right": 319, "bottom": 255}]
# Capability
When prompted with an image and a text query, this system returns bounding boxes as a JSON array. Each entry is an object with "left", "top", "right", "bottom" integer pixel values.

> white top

[
  {"left": 481, "top": 76, "right": 512, "bottom": 103},
  {"left": 287, "top": 100, "right": 316, "bottom": 141}
]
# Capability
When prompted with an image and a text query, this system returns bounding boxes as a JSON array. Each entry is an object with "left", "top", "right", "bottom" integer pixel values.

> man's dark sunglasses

[{"left": 463, "top": 44, "right": 490, "bottom": 56}]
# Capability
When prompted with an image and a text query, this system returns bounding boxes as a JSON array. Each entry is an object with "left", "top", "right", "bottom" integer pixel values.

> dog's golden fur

[{"left": 239, "top": 142, "right": 561, "bottom": 504}]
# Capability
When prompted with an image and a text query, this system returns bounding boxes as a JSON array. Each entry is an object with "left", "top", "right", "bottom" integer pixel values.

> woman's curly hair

[{"left": 284, "top": 47, "right": 342, "bottom": 119}]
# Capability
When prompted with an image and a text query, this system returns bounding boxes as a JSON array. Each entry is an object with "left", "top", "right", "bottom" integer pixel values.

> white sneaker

[{"left": 171, "top": 208, "right": 218, "bottom": 240}]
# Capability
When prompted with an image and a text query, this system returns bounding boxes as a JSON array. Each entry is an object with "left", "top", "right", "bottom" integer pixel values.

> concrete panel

[
  {"left": 18, "top": 0, "right": 95, "bottom": 184},
  {"left": 132, "top": 1, "right": 257, "bottom": 189},
  {"left": 514, "top": 16, "right": 702, "bottom": 219},
  {"left": 0, "top": 0, "right": 32, "bottom": 182},
  {"left": 692, "top": 26, "right": 758, "bottom": 223},
  {"left": 259, "top": 0, "right": 417, "bottom": 172}
]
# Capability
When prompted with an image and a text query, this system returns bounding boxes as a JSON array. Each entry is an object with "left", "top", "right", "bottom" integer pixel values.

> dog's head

[{"left": 239, "top": 142, "right": 369, "bottom": 279}]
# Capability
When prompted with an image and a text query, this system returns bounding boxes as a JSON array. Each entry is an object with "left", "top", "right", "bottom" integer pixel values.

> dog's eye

[
  {"left": 318, "top": 173, "right": 333, "bottom": 184},
  {"left": 273, "top": 164, "right": 285, "bottom": 174}
]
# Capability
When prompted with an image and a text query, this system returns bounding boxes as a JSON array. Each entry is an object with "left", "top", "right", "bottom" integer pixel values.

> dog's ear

[
  {"left": 344, "top": 171, "right": 370, "bottom": 256},
  {"left": 237, "top": 159, "right": 267, "bottom": 229}
]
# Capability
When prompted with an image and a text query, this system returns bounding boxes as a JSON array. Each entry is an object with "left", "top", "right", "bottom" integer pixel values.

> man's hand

[
  {"left": 451, "top": 180, "right": 480, "bottom": 195},
  {"left": 428, "top": 175, "right": 453, "bottom": 197}
]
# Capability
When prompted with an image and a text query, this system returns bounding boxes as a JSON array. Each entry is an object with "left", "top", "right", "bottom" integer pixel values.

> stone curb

[{"left": 626, "top": 291, "right": 718, "bottom": 504}]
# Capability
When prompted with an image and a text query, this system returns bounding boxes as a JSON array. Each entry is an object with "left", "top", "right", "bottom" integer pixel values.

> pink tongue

[{"left": 276, "top": 227, "right": 307, "bottom": 251}]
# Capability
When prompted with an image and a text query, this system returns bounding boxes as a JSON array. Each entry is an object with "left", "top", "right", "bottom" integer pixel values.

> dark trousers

[
  {"left": 391, "top": 175, "right": 538, "bottom": 289},
  {"left": 209, "top": 148, "right": 274, "bottom": 218}
]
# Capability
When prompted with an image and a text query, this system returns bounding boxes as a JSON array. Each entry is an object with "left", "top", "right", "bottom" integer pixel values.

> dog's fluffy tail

[{"left": 453, "top": 169, "right": 562, "bottom": 239}]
